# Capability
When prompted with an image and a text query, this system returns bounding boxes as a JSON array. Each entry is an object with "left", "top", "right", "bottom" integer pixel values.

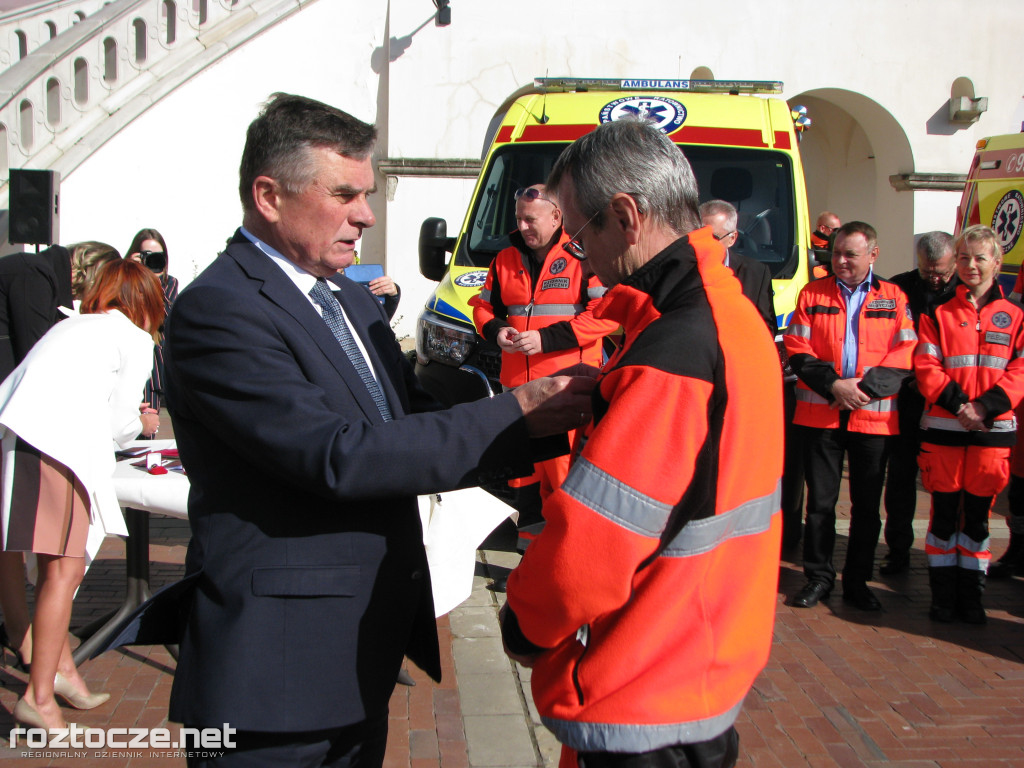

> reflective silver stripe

[
  {"left": 561, "top": 457, "right": 672, "bottom": 537},
  {"left": 588, "top": 286, "right": 608, "bottom": 299},
  {"left": 942, "top": 354, "right": 1009, "bottom": 371},
  {"left": 860, "top": 398, "right": 896, "bottom": 413},
  {"left": 479, "top": 288, "right": 491, "bottom": 303},
  {"left": 794, "top": 388, "right": 828, "bottom": 405},
  {"left": 926, "top": 531, "right": 954, "bottom": 552},
  {"left": 942, "top": 354, "right": 975, "bottom": 369},
  {"left": 794, "top": 388, "right": 895, "bottom": 412},
  {"left": 961, "top": 557, "right": 989, "bottom": 571},
  {"left": 542, "top": 699, "right": 744, "bottom": 753},
  {"left": 896, "top": 329, "right": 918, "bottom": 342},
  {"left": 956, "top": 531, "right": 991, "bottom": 554},
  {"left": 916, "top": 343, "right": 943, "bottom": 360},
  {"left": 786, "top": 323, "right": 811, "bottom": 338},
  {"left": 921, "top": 415, "right": 1017, "bottom": 433},
  {"left": 979, "top": 355, "right": 1009, "bottom": 370},
  {"left": 662, "top": 482, "right": 781, "bottom": 557},
  {"left": 1017, "top": 348, "right": 1024, "bottom": 359},
  {"left": 927, "top": 553, "right": 958, "bottom": 567},
  {"left": 506, "top": 303, "right": 585, "bottom": 317}
]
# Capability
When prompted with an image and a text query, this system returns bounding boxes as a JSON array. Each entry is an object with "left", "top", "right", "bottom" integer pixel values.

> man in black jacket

[
  {"left": 699, "top": 200, "right": 777, "bottom": 336},
  {"left": 881, "top": 231, "right": 957, "bottom": 574}
]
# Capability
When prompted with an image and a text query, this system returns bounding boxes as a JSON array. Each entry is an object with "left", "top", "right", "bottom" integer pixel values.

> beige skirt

[{"left": 0, "top": 433, "right": 90, "bottom": 557}]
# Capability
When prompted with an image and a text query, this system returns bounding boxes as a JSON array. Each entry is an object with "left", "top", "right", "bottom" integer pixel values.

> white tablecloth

[{"left": 112, "top": 439, "right": 189, "bottom": 518}]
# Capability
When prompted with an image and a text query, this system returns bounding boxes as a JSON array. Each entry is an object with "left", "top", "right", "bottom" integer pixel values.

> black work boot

[
  {"left": 989, "top": 532, "right": 1024, "bottom": 578},
  {"left": 956, "top": 568, "right": 987, "bottom": 625},
  {"left": 928, "top": 566, "right": 958, "bottom": 623}
]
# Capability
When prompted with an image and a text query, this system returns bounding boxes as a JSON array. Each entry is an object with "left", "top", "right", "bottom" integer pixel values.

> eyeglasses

[
  {"left": 562, "top": 211, "right": 600, "bottom": 261},
  {"left": 514, "top": 187, "right": 555, "bottom": 205},
  {"left": 713, "top": 231, "right": 737, "bottom": 242}
]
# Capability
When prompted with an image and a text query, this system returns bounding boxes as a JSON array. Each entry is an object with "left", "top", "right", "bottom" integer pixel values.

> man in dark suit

[
  {"left": 163, "top": 93, "right": 592, "bottom": 767},
  {"left": 0, "top": 245, "right": 73, "bottom": 379},
  {"left": 699, "top": 200, "right": 777, "bottom": 336}
]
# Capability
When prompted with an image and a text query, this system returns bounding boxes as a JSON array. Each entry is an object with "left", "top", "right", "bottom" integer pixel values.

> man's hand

[
  {"left": 512, "top": 329, "right": 543, "bottom": 356},
  {"left": 499, "top": 604, "right": 541, "bottom": 668},
  {"left": 367, "top": 275, "right": 398, "bottom": 297},
  {"left": 513, "top": 375, "right": 596, "bottom": 437},
  {"left": 829, "top": 378, "right": 871, "bottom": 410},
  {"left": 496, "top": 326, "right": 519, "bottom": 352},
  {"left": 958, "top": 401, "right": 989, "bottom": 432}
]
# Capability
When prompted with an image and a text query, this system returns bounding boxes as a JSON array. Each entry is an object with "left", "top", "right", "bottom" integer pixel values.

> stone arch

[
  {"left": 789, "top": 88, "right": 915, "bottom": 275},
  {"left": 18, "top": 99, "right": 33, "bottom": 151},
  {"left": 74, "top": 58, "right": 89, "bottom": 105},
  {"left": 45, "top": 78, "right": 61, "bottom": 127},
  {"left": 103, "top": 37, "right": 117, "bottom": 83},
  {"left": 132, "top": 18, "right": 147, "bottom": 63},
  {"left": 162, "top": 1, "right": 177, "bottom": 45}
]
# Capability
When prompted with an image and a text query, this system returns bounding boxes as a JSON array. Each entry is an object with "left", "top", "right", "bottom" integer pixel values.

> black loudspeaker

[{"left": 9, "top": 169, "right": 60, "bottom": 245}]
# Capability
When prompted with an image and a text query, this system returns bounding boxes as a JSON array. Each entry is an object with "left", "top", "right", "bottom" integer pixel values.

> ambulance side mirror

[{"left": 419, "top": 218, "right": 456, "bottom": 282}]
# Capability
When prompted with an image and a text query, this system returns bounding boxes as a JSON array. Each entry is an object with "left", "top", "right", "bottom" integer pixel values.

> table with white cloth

[
  {"left": 75, "top": 440, "right": 516, "bottom": 661},
  {"left": 72, "top": 440, "right": 187, "bottom": 664}
]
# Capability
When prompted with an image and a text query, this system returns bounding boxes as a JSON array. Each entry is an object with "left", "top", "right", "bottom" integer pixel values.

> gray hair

[
  {"left": 915, "top": 231, "right": 954, "bottom": 263},
  {"left": 698, "top": 199, "right": 738, "bottom": 231},
  {"left": 546, "top": 118, "right": 700, "bottom": 235},
  {"left": 239, "top": 93, "right": 377, "bottom": 214}
]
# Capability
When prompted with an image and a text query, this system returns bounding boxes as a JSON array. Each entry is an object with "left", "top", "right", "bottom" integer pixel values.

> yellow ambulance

[
  {"left": 956, "top": 132, "right": 1024, "bottom": 292},
  {"left": 415, "top": 77, "right": 814, "bottom": 404}
]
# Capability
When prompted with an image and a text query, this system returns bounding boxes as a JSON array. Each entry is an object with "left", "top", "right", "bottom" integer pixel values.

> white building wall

[{"left": 51, "top": 0, "right": 1024, "bottom": 338}]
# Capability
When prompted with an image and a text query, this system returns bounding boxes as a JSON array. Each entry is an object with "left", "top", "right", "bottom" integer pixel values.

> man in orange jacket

[
  {"left": 785, "top": 222, "right": 916, "bottom": 612},
  {"left": 471, "top": 185, "right": 617, "bottom": 506},
  {"left": 500, "top": 119, "right": 783, "bottom": 768}
]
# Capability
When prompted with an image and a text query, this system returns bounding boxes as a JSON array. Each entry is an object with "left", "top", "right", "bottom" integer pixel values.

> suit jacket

[
  {"left": 0, "top": 246, "right": 72, "bottom": 381},
  {"left": 728, "top": 250, "right": 777, "bottom": 337},
  {"left": 165, "top": 231, "right": 536, "bottom": 732}
]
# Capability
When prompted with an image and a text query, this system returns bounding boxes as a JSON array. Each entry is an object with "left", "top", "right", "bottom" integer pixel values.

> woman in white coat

[{"left": 0, "top": 259, "right": 164, "bottom": 731}]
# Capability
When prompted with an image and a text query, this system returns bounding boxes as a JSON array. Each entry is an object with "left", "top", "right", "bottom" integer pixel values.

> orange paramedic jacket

[
  {"left": 470, "top": 229, "right": 617, "bottom": 387},
  {"left": 501, "top": 228, "right": 782, "bottom": 755},
  {"left": 784, "top": 274, "right": 916, "bottom": 435},
  {"left": 915, "top": 282, "right": 1024, "bottom": 447}
]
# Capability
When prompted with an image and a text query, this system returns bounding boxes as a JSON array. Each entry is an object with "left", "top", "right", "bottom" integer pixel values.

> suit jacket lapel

[{"left": 225, "top": 236, "right": 387, "bottom": 423}]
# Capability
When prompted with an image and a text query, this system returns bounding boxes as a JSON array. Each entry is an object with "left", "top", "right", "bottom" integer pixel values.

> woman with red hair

[{"left": 0, "top": 259, "right": 163, "bottom": 731}]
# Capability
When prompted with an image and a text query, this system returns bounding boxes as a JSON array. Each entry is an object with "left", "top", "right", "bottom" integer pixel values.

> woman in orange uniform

[{"left": 915, "top": 225, "right": 1024, "bottom": 623}]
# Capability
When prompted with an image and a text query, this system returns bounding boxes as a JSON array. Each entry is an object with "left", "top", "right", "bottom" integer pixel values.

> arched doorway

[{"left": 791, "top": 89, "right": 915, "bottom": 275}]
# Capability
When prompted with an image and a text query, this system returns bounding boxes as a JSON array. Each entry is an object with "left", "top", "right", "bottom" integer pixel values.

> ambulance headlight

[{"left": 416, "top": 312, "right": 475, "bottom": 367}]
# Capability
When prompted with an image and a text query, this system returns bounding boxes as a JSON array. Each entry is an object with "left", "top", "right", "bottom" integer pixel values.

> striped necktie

[{"left": 309, "top": 278, "right": 393, "bottom": 422}]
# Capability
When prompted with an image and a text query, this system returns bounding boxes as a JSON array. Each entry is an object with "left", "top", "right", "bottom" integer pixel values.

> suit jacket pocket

[{"left": 251, "top": 566, "right": 360, "bottom": 597}]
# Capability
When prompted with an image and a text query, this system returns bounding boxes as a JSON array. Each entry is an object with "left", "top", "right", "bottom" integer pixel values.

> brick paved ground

[{"left": 0, "top": 465, "right": 1021, "bottom": 767}]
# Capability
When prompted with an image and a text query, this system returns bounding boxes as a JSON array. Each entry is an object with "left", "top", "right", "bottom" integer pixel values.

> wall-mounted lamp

[
  {"left": 433, "top": 0, "right": 451, "bottom": 26},
  {"left": 949, "top": 95, "right": 988, "bottom": 124}
]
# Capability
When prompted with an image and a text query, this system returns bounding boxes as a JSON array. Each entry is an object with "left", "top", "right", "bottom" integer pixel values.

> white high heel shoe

[{"left": 54, "top": 671, "right": 110, "bottom": 710}]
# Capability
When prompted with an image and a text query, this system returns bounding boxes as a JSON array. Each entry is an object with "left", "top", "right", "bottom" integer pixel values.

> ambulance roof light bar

[{"left": 535, "top": 78, "right": 784, "bottom": 95}]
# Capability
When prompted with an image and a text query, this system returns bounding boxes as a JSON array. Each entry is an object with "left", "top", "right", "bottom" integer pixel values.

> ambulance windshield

[{"left": 458, "top": 143, "right": 798, "bottom": 279}]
